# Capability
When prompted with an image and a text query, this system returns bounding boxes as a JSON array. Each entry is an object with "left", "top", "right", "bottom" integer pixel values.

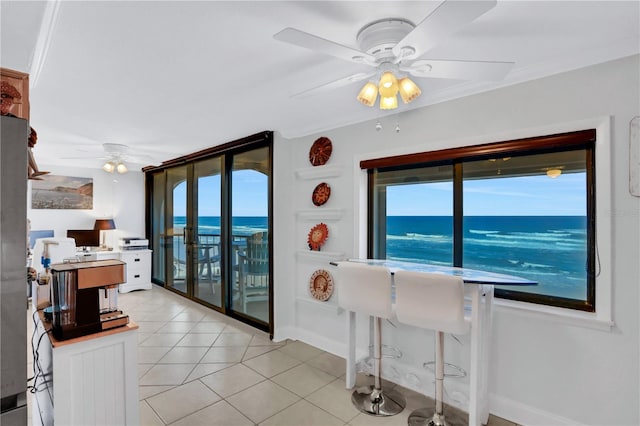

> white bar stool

[
  {"left": 337, "top": 262, "right": 406, "bottom": 417},
  {"left": 395, "top": 271, "right": 470, "bottom": 426}
]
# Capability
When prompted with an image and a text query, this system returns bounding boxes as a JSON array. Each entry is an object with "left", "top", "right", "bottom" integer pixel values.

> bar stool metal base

[
  {"left": 407, "top": 407, "right": 468, "bottom": 426},
  {"left": 351, "top": 385, "right": 406, "bottom": 416}
]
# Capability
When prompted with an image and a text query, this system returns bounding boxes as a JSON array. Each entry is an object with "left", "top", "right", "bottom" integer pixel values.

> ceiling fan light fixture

[
  {"left": 116, "top": 162, "right": 128, "bottom": 174},
  {"left": 102, "top": 161, "right": 116, "bottom": 173},
  {"left": 357, "top": 82, "right": 379, "bottom": 107},
  {"left": 398, "top": 77, "right": 421, "bottom": 103},
  {"left": 379, "top": 94, "right": 398, "bottom": 110}
]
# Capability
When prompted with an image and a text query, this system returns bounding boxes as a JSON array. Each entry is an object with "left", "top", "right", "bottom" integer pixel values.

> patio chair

[{"left": 237, "top": 231, "right": 269, "bottom": 312}]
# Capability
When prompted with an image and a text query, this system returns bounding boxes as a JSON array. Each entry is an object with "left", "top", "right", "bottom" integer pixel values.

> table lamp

[{"left": 94, "top": 218, "right": 116, "bottom": 250}]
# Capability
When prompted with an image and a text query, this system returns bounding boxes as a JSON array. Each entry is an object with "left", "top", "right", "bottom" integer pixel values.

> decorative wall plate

[
  {"left": 309, "top": 269, "right": 334, "bottom": 301},
  {"left": 312, "top": 182, "right": 331, "bottom": 206},
  {"left": 307, "top": 222, "right": 329, "bottom": 251},
  {"left": 309, "top": 137, "right": 332, "bottom": 166}
]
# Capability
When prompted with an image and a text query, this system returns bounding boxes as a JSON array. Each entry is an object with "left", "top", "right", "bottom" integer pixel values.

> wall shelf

[
  {"left": 296, "top": 250, "right": 345, "bottom": 263},
  {"left": 296, "top": 208, "right": 345, "bottom": 222},
  {"left": 295, "top": 165, "right": 343, "bottom": 180},
  {"left": 295, "top": 295, "right": 339, "bottom": 313}
]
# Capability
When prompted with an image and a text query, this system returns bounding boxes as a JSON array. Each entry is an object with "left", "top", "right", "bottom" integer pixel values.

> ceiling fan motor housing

[{"left": 356, "top": 18, "right": 415, "bottom": 61}]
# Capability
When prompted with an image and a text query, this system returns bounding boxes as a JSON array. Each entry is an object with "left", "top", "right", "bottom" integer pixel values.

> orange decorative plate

[
  {"left": 312, "top": 182, "right": 331, "bottom": 206},
  {"left": 309, "top": 269, "right": 334, "bottom": 301},
  {"left": 309, "top": 137, "right": 332, "bottom": 166},
  {"left": 307, "top": 223, "right": 329, "bottom": 251}
]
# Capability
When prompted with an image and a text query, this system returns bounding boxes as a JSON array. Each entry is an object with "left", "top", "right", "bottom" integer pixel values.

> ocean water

[
  {"left": 173, "top": 216, "right": 268, "bottom": 237},
  {"left": 174, "top": 215, "right": 587, "bottom": 300},
  {"left": 387, "top": 216, "right": 587, "bottom": 300}
]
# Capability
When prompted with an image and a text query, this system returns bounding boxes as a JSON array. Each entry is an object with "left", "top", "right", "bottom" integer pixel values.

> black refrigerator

[{"left": 0, "top": 115, "right": 28, "bottom": 424}]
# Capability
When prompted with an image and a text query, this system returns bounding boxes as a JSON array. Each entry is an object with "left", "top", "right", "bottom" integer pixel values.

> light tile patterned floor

[{"left": 34, "top": 284, "right": 518, "bottom": 426}]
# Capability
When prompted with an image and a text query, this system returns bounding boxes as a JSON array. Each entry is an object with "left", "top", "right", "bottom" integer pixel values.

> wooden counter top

[{"left": 37, "top": 310, "right": 138, "bottom": 348}]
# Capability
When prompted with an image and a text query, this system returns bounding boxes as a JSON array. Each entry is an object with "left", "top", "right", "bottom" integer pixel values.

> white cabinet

[
  {"left": 118, "top": 250, "right": 152, "bottom": 293},
  {"left": 31, "top": 312, "right": 139, "bottom": 426}
]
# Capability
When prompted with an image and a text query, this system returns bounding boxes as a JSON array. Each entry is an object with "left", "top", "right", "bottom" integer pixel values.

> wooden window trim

[
  {"left": 360, "top": 129, "right": 596, "bottom": 170},
  {"left": 365, "top": 129, "right": 596, "bottom": 312}
]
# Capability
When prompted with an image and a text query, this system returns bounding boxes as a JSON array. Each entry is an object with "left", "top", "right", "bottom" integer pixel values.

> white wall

[
  {"left": 273, "top": 55, "right": 640, "bottom": 425},
  {"left": 27, "top": 164, "right": 146, "bottom": 248}
]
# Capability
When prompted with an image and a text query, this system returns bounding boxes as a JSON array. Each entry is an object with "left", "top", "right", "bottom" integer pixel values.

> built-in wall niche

[
  {"left": 295, "top": 249, "right": 344, "bottom": 262},
  {"left": 296, "top": 209, "right": 344, "bottom": 222},
  {"left": 295, "top": 262, "right": 340, "bottom": 310},
  {"left": 294, "top": 165, "right": 343, "bottom": 180}
]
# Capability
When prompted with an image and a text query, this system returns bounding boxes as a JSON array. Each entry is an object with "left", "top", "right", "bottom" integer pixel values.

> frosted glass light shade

[
  {"left": 398, "top": 77, "right": 421, "bottom": 103},
  {"left": 116, "top": 162, "right": 128, "bottom": 173},
  {"left": 378, "top": 71, "right": 398, "bottom": 97},
  {"left": 102, "top": 161, "right": 115, "bottom": 173},
  {"left": 380, "top": 95, "right": 398, "bottom": 110},
  {"left": 357, "top": 82, "right": 378, "bottom": 107}
]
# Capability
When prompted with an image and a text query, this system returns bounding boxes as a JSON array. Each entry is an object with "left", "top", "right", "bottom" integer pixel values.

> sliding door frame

[{"left": 145, "top": 131, "right": 274, "bottom": 336}]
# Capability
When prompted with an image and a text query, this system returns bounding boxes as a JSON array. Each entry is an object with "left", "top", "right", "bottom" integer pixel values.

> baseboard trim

[{"left": 490, "top": 393, "right": 582, "bottom": 425}]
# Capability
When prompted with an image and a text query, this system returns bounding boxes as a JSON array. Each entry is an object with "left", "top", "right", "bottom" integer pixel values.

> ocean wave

[
  {"left": 406, "top": 232, "right": 447, "bottom": 239},
  {"left": 552, "top": 228, "right": 587, "bottom": 235},
  {"left": 484, "top": 232, "right": 575, "bottom": 242},
  {"left": 468, "top": 229, "right": 500, "bottom": 235},
  {"left": 506, "top": 260, "right": 554, "bottom": 269},
  {"left": 555, "top": 241, "right": 583, "bottom": 248},
  {"left": 387, "top": 234, "right": 450, "bottom": 243},
  {"left": 463, "top": 237, "right": 582, "bottom": 251}
]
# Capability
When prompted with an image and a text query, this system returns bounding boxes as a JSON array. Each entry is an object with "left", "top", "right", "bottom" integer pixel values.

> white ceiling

[{"left": 1, "top": 1, "right": 639, "bottom": 169}]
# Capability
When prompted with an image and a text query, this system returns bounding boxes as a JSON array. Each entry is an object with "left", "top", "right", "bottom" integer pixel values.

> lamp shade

[
  {"left": 357, "top": 82, "right": 378, "bottom": 107},
  {"left": 379, "top": 94, "right": 398, "bottom": 110},
  {"left": 102, "top": 161, "right": 115, "bottom": 173},
  {"left": 116, "top": 162, "right": 128, "bottom": 173},
  {"left": 378, "top": 71, "right": 398, "bottom": 97},
  {"left": 398, "top": 77, "right": 421, "bottom": 103},
  {"left": 94, "top": 218, "right": 116, "bottom": 231}
]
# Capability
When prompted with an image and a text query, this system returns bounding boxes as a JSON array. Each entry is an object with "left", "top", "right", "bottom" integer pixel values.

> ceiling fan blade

[
  {"left": 402, "top": 59, "right": 514, "bottom": 81},
  {"left": 103, "top": 143, "right": 130, "bottom": 154},
  {"left": 291, "top": 72, "right": 375, "bottom": 99},
  {"left": 274, "top": 27, "right": 375, "bottom": 64},
  {"left": 392, "top": 0, "right": 497, "bottom": 59},
  {"left": 124, "top": 154, "right": 156, "bottom": 165}
]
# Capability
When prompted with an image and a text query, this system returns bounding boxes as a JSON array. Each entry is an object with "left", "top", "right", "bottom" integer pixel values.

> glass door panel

[
  {"left": 192, "top": 157, "right": 223, "bottom": 308},
  {"left": 230, "top": 147, "right": 270, "bottom": 324},
  {"left": 151, "top": 172, "right": 166, "bottom": 284},
  {"left": 166, "top": 166, "right": 188, "bottom": 295}
]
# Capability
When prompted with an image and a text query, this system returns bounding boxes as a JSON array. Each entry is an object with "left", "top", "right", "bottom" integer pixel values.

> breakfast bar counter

[{"left": 334, "top": 259, "right": 536, "bottom": 426}]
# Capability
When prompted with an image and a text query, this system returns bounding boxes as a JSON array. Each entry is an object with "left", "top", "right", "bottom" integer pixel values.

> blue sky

[
  {"left": 175, "top": 170, "right": 586, "bottom": 217},
  {"left": 173, "top": 170, "right": 268, "bottom": 217},
  {"left": 387, "top": 172, "right": 586, "bottom": 216}
]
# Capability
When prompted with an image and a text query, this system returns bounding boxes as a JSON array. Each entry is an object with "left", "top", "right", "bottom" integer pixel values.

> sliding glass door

[
  {"left": 229, "top": 147, "right": 270, "bottom": 323},
  {"left": 166, "top": 165, "right": 188, "bottom": 294},
  {"left": 192, "top": 157, "right": 223, "bottom": 308},
  {"left": 146, "top": 133, "right": 272, "bottom": 333}
]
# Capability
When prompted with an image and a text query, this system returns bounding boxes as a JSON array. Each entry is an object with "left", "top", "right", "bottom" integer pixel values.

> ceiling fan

[
  {"left": 273, "top": 0, "right": 514, "bottom": 109},
  {"left": 64, "top": 143, "right": 156, "bottom": 173}
]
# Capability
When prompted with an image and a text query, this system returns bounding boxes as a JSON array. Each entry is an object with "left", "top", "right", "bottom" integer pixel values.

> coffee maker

[{"left": 50, "top": 259, "right": 129, "bottom": 340}]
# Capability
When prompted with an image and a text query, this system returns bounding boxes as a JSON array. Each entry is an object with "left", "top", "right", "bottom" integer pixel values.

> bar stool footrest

[{"left": 422, "top": 361, "right": 467, "bottom": 378}]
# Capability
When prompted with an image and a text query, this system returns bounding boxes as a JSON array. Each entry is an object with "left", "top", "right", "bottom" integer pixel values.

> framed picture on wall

[{"left": 31, "top": 175, "right": 93, "bottom": 209}]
